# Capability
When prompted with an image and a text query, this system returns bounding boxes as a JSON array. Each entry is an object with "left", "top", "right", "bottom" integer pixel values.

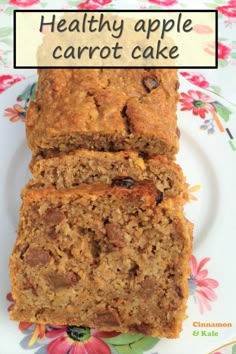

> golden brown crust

[
  {"left": 22, "top": 180, "right": 158, "bottom": 207},
  {"left": 26, "top": 69, "right": 179, "bottom": 157}
]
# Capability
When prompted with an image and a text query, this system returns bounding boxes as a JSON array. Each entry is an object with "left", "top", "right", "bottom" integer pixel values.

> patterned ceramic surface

[{"left": 0, "top": 0, "right": 236, "bottom": 353}]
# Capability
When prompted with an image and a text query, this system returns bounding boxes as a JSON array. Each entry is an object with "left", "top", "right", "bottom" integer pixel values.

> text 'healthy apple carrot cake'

[{"left": 9, "top": 68, "right": 193, "bottom": 339}]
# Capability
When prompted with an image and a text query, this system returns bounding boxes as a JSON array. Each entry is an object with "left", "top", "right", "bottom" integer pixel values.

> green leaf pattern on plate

[
  {"left": 104, "top": 333, "right": 160, "bottom": 354},
  {"left": 17, "top": 82, "right": 37, "bottom": 109},
  {"left": 212, "top": 102, "right": 232, "bottom": 122},
  {"left": 232, "top": 344, "right": 236, "bottom": 354}
]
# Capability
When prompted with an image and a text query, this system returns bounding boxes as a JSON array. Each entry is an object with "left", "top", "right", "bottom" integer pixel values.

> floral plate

[{"left": 0, "top": 75, "right": 236, "bottom": 354}]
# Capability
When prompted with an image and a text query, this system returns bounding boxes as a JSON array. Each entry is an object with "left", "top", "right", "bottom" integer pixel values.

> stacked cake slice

[
  {"left": 27, "top": 151, "right": 186, "bottom": 198},
  {"left": 10, "top": 69, "right": 192, "bottom": 338}
]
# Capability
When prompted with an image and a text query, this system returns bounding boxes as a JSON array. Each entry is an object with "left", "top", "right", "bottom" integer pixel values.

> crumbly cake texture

[
  {"left": 28, "top": 150, "right": 186, "bottom": 198},
  {"left": 10, "top": 182, "right": 192, "bottom": 338},
  {"left": 26, "top": 69, "right": 179, "bottom": 158}
]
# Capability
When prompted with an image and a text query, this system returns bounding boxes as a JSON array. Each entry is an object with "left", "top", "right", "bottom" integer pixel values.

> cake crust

[{"left": 26, "top": 69, "right": 179, "bottom": 157}]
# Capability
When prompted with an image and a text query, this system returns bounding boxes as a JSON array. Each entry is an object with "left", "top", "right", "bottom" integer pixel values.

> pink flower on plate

[
  {"left": 189, "top": 256, "right": 219, "bottom": 314},
  {"left": 77, "top": 0, "right": 112, "bottom": 9},
  {"left": 148, "top": 0, "right": 178, "bottom": 5},
  {"left": 9, "top": 0, "right": 40, "bottom": 6},
  {"left": 179, "top": 90, "right": 215, "bottom": 119},
  {"left": 46, "top": 325, "right": 119, "bottom": 354},
  {"left": 0, "top": 74, "right": 25, "bottom": 93},
  {"left": 217, "top": 1, "right": 236, "bottom": 18},
  {"left": 204, "top": 42, "right": 231, "bottom": 60},
  {"left": 218, "top": 42, "right": 231, "bottom": 59},
  {"left": 180, "top": 72, "right": 210, "bottom": 89}
]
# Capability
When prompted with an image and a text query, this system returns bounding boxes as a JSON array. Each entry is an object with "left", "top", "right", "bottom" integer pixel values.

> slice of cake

[
  {"left": 28, "top": 150, "right": 186, "bottom": 198},
  {"left": 10, "top": 181, "right": 192, "bottom": 338},
  {"left": 26, "top": 69, "right": 179, "bottom": 158}
]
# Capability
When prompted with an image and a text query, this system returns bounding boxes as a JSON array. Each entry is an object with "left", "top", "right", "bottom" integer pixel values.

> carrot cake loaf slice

[
  {"left": 10, "top": 181, "right": 192, "bottom": 338},
  {"left": 26, "top": 69, "right": 179, "bottom": 158},
  {"left": 28, "top": 150, "right": 186, "bottom": 198}
]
